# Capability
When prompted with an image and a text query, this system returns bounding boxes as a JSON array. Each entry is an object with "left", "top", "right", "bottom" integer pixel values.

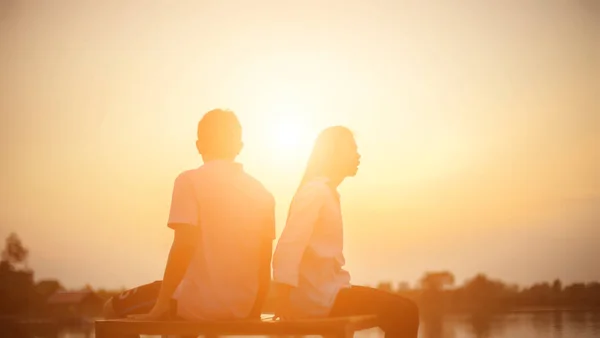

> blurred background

[{"left": 0, "top": 1, "right": 598, "bottom": 337}]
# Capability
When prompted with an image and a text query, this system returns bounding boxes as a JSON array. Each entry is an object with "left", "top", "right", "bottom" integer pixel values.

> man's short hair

[{"left": 197, "top": 109, "right": 242, "bottom": 158}]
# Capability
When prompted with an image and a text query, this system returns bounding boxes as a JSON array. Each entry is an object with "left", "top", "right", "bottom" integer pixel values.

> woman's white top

[{"left": 273, "top": 177, "right": 351, "bottom": 317}]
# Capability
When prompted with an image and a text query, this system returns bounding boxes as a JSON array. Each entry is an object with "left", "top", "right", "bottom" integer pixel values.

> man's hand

[{"left": 128, "top": 300, "right": 170, "bottom": 320}]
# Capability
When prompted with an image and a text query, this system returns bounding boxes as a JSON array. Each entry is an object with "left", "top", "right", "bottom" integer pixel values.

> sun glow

[
  {"left": 263, "top": 110, "right": 314, "bottom": 163},
  {"left": 273, "top": 119, "right": 306, "bottom": 151}
]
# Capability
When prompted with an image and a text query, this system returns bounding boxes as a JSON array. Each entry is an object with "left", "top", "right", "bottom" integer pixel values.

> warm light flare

[{"left": 261, "top": 105, "right": 315, "bottom": 164}]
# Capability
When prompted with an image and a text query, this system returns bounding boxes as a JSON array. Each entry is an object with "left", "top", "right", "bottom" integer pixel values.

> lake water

[{"left": 55, "top": 311, "right": 600, "bottom": 338}]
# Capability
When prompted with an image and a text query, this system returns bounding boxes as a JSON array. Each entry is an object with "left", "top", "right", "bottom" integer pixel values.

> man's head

[{"left": 196, "top": 109, "right": 243, "bottom": 161}]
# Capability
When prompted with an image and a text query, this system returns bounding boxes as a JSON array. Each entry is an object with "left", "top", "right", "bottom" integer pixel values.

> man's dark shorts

[{"left": 111, "top": 280, "right": 163, "bottom": 317}]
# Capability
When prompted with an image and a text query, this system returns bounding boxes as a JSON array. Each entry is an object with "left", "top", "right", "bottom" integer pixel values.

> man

[{"left": 103, "top": 109, "right": 275, "bottom": 321}]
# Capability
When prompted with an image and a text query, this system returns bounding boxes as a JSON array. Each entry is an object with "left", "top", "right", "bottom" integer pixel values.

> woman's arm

[{"left": 272, "top": 183, "right": 325, "bottom": 287}]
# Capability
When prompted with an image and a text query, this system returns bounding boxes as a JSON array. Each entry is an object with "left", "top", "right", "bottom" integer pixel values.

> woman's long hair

[
  {"left": 297, "top": 125, "right": 355, "bottom": 191},
  {"left": 286, "top": 126, "right": 354, "bottom": 221}
]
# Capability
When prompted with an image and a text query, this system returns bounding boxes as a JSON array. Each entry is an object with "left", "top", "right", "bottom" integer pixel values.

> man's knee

[
  {"left": 401, "top": 298, "right": 420, "bottom": 330},
  {"left": 389, "top": 297, "right": 419, "bottom": 328},
  {"left": 103, "top": 298, "right": 118, "bottom": 319}
]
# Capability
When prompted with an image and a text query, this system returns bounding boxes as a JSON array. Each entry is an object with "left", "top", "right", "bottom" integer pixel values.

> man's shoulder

[
  {"left": 173, "top": 167, "right": 201, "bottom": 182},
  {"left": 173, "top": 165, "right": 274, "bottom": 205},
  {"left": 175, "top": 164, "right": 225, "bottom": 180},
  {"left": 239, "top": 172, "right": 274, "bottom": 204},
  {"left": 170, "top": 168, "right": 191, "bottom": 182}
]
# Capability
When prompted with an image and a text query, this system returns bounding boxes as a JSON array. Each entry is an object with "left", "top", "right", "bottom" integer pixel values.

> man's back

[{"left": 170, "top": 160, "right": 275, "bottom": 320}]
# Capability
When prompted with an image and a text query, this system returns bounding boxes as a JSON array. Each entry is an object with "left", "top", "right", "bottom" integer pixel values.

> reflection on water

[
  {"left": 51, "top": 311, "right": 600, "bottom": 338},
  {"left": 414, "top": 311, "right": 600, "bottom": 338}
]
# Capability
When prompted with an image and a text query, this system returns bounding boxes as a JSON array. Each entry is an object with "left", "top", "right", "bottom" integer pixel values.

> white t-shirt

[
  {"left": 272, "top": 177, "right": 351, "bottom": 318},
  {"left": 168, "top": 160, "right": 275, "bottom": 320}
]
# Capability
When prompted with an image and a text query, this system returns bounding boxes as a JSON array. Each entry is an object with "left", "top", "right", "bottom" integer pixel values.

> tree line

[
  {"left": 0, "top": 233, "right": 124, "bottom": 317},
  {"left": 1, "top": 233, "right": 599, "bottom": 318},
  {"left": 375, "top": 271, "right": 600, "bottom": 314}
]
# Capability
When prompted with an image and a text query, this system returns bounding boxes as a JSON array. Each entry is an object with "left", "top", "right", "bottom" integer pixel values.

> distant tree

[
  {"left": 1, "top": 233, "right": 29, "bottom": 270},
  {"left": 564, "top": 283, "right": 587, "bottom": 306},
  {"left": 461, "top": 274, "right": 510, "bottom": 310},
  {"left": 397, "top": 281, "right": 411, "bottom": 292},
  {"left": 35, "top": 280, "right": 65, "bottom": 298},
  {"left": 0, "top": 260, "right": 11, "bottom": 273},
  {"left": 420, "top": 271, "right": 455, "bottom": 292},
  {"left": 586, "top": 282, "right": 600, "bottom": 305},
  {"left": 505, "top": 283, "right": 520, "bottom": 293},
  {"left": 552, "top": 279, "right": 562, "bottom": 293},
  {"left": 0, "top": 235, "right": 34, "bottom": 317},
  {"left": 527, "top": 282, "right": 551, "bottom": 294},
  {"left": 376, "top": 281, "right": 394, "bottom": 293},
  {"left": 524, "top": 282, "right": 553, "bottom": 307}
]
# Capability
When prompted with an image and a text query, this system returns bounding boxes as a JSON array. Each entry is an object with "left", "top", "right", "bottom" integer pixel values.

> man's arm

[
  {"left": 155, "top": 172, "right": 200, "bottom": 312},
  {"left": 154, "top": 224, "right": 199, "bottom": 310},
  {"left": 248, "top": 237, "right": 273, "bottom": 318},
  {"left": 249, "top": 195, "right": 276, "bottom": 318},
  {"left": 129, "top": 172, "right": 198, "bottom": 320}
]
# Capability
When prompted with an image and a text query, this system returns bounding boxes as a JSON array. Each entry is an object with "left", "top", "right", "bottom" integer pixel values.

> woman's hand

[
  {"left": 272, "top": 282, "right": 294, "bottom": 320},
  {"left": 128, "top": 300, "right": 170, "bottom": 320},
  {"left": 273, "top": 295, "right": 293, "bottom": 320}
]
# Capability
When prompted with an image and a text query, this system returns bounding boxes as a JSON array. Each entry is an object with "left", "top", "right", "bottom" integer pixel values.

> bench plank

[{"left": 95, "top": 315, "right": 378, "bottom": 337}]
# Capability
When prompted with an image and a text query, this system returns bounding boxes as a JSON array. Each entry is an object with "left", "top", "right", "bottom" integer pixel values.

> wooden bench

[{"left": 95, "top": 315, "right": 378, "bottom": 338}]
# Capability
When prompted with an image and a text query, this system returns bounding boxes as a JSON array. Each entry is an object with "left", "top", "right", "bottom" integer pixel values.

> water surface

[{"left": 55, "top": 311, "right": 600, "bottom": 338}]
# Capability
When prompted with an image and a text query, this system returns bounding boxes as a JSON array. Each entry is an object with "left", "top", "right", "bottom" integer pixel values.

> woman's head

[{"left": 300, "top": 126, "right": 361, "bottom": 185}]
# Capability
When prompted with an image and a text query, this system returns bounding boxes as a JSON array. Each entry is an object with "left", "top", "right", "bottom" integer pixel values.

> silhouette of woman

[{"left": 272, "top": 126, "right": 419, "bottom": 338}]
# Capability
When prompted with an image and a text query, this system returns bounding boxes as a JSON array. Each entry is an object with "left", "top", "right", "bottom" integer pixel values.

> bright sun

[
  {"left": 274, "top": 121, "right": 303, "bottom": 149},
  {"left": 267, "top": 115, "right": 313, "bottom": 159}
]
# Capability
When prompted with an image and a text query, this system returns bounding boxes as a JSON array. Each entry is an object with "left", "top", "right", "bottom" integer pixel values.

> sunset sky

[{"left": 0, "top": 0, "right": 598, "bottom": 290}]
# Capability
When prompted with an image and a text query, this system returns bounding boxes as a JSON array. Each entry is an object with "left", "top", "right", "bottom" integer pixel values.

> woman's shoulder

[{"left": 294, "top": 178, "right": 334, "bottom": 201}]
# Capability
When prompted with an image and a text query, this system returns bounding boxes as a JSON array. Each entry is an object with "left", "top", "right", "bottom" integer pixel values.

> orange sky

[{"left": 0, "top": 0, "right": 598, "bottom": 289}]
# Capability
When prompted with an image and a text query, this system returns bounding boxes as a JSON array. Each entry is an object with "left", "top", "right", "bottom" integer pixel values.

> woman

[{"left": 272, "top": 126, "right": 419, "bottom": 338}]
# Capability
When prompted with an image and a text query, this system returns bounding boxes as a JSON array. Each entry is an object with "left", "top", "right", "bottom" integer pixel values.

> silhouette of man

[{"left": 103, "top": 109, "right": 275, "bottom": 321}]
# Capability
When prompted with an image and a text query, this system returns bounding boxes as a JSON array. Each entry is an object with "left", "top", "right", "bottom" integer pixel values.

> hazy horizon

[{"left": 1, "top": 0, "right": 598, "bottom": 290}]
